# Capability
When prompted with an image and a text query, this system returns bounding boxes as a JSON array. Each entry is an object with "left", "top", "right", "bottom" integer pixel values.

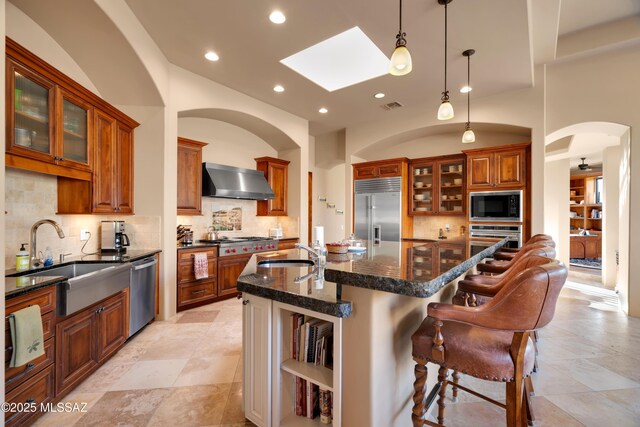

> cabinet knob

[{"left": 242, "top": 300, "right": 250, "bottom": 305}]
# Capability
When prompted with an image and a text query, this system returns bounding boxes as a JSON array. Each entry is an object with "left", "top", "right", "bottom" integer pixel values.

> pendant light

[
  {"left": 389, "top": 0, "right": 412, "bottom": 75},
  {"left": 437, "top": 0, "right": 454, "bottom": 120},
  {"left": 462, "top": 49, "right": 476, "bottom": 143}
]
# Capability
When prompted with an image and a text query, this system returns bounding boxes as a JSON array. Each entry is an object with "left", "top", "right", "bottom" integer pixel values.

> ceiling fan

[{"left": 578, "top": 157, "right": 592, "bottom": 171}]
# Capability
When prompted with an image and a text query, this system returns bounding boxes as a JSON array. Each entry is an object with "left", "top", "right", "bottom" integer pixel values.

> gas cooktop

[{"left": 197, "top": 236, "right": 278, "bottom": 256}]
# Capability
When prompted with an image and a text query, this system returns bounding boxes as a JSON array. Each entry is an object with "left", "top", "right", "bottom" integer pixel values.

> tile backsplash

[
  {"left": 412, "top": 216, "right": 467, "bottom": 239},
  {"left": 178, "top": 197, "right": 298, "bottom": 241},
  {"left": 4, "top": 169, "right": 161, "bottom": 269}
]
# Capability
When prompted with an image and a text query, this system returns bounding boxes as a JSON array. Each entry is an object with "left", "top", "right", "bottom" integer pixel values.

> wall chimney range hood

[{"left": 202, "top": 162, "right": 275, "bottom": 200}]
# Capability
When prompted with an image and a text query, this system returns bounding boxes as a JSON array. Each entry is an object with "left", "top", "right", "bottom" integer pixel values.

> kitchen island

[{"left": 237, "top": 237, "right": 507, "bottom": 427}]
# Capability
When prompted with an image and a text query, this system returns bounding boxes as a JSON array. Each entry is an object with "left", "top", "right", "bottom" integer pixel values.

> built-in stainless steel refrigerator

[{"left": 354, "top": 177, "right": 402, "bottom": 243}]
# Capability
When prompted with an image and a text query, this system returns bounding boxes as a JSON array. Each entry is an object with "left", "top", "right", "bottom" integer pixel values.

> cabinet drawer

[
  {"left": 4, "top": 364, "right": 55, "bottom": 426},
  {"left": 178, "top": 259, "right": 217, "bottom": 284},
  {"left": 6, "top": 286, "right": 56, "bottom": 317},
  {"left": 277, "top": 239, "right": 299, "bottom": 250},
  {"left": 178, "top": 281, "right": 217, "bottom": 307},
  {"left": 354, "top": 165, "right": 377, "bottom": 180},
  {"left": 178, "top": 247, "right": 218, "bottom": 263},
  {"left": 5, "top": 337, "right": 54, "bottom": 392},
  {"left": 5, "top": 310, "right": 55, "bottom": 368}
]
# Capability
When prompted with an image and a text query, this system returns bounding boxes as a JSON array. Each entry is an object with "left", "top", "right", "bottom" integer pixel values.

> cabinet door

[
  {"left": 467, "top": 153, "right": 493, "bottom": 189},
  {"left": 377, "top": 162, "right": 402, "bottom": 177},
  {"left": 409, "top": 163, "right": 435, "bottom": 215},
  {"left": 353, "top": 165, "right": 377, "bottom": 180},
  {"left": 267, "top": 162, "right": 288, "bottom": 216},
  {"left": 56, "top": 307, "right": 97, "bottom": 396},
  {"left": 218, "top": 255, "right": 251, "bottom": 296},
  {"left": 242, "top": 294, "right": 272, "bottom": 427},
  {"left": 7, "top": 59, "right": 55, "bottom": 162},
  {"left": 115, "top": 124, "right": 134, "bottom": 213},
  {"left": 56, "top": 87, "right": 93, "bottom": 171},
  {"left": 177, "top": 140, "right": 203, "bottom": 215},
  {"left": 92, "top": 110, "right": 117, "bottom": 213},
  {"left": 495, "top": 149, "right": 525, "bottom": 188},
  {"left": 97, "top": 292, "right": 128, "bottom": 362},
  {"left": 437, "top": 158, "right": 465, "bottom": 215}
]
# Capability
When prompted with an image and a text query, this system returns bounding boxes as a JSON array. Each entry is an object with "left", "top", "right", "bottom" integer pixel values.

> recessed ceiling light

[
  {"left": 319, "top": 107, "right": 328, "bottom": 114},
  {"left": 204, "top": 51, "right": 219, "bottom": 62},
  {"left": 460, "top": 86, "right": 472, "bottom": 93},
  {"left": 273, "top": 85, "right": 285, "bottom": 93},
  {"left": 374, "top": 92, "right": 385, "bottom": 99},
  {"left": 280, "top": 27, "right": 389, "bottom": 92},
  {"left": 269, "top": 11, "right": 286, "bottom": 24}
]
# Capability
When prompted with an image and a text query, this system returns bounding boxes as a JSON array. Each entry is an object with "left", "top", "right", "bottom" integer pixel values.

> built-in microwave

[{"left": 469, "top": 190, "right": 523, "bottom": 222}]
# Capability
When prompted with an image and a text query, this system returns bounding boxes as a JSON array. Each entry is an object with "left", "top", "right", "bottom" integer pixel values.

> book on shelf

[
  {"left": 290, "top": 314, "right": 334, "bottom": 366},
  {"left": 294, "top": 375, "right": 328, "bottom": 421},
  {"left": 295, "top": 376, "right": 307, "bottom": 417}
]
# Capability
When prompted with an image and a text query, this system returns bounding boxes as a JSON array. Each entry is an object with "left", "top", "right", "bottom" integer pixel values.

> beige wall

[
  {"left": 1, "top": 0, "right": 6, "bottom": 401},
  {"left": 3, "top": 169, "right": 161, "bottom": 269},
  {"left": 603, "top": 146, "right": 621, "bottom": 288},
  {"left": 543, "top": 159, "right": 570, "bottom": 265}
]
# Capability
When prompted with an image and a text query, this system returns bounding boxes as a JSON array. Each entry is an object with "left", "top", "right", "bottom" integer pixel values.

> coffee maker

[{"left": 101, "top": 220, "right": 131, "bottom": 253}]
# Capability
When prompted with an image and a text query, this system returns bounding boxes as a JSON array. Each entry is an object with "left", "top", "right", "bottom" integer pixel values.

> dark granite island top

[{"left": 237, "top": 237, "right": 507, "bottom": 317}]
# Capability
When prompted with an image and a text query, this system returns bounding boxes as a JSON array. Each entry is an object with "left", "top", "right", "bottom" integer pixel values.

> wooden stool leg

[
  {"left": 437, "top": 366, "right": 448, "bottom": 425},
  {"left": 451, "top": 370, "right": 461, "bottom": 402},
  {"left": 506, "top": 332, "right": 529, "bottom": 427},
  {"left": 524, "top": 377, "right": 536, "bottom": 426},
  {"left": 412, "top": 362, "right": 429, "bottom": 427},
  {"left": 469, "top": 293, "right": 477, "bottom": 307}
]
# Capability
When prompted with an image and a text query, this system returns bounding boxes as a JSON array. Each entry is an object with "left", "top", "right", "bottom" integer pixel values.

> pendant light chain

[
  {"left": 444, "top": 0, "right": 448, "bottom": 101},
  {"left": 467, "top": 51, "right": 470, "bottom": 124}
]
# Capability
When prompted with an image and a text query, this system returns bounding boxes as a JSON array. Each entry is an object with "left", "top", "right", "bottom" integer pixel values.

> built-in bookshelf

[
  {"left": 569, "top": 175, "right": 602, "bottom": 233},
  {"left": 273, "top": 302, "right": 342, "bottom": 427}
]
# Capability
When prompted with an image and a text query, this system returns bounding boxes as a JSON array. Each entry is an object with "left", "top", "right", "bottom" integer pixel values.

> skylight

[{"left": 280, "top": 27, "right": 389, "bottom": 92}]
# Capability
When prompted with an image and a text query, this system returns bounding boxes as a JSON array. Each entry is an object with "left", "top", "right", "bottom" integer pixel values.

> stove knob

[
  {"left": 232, "top": 248, "right": 236, "bottom": 253},
  {"left": 225, "top": 249, "right": 230, "bottom": 254},
  {"left": 243, "top": 247, "right": 248, "bottom": 252},
  {"left": 255, "top": 246, "right": 260, "bottom": 250},
  {"left": 260, "top": 246, "right": 264, "bottom": 250},
  {"left": 268, "top": 245, "right": 273, "bottom": 249}
]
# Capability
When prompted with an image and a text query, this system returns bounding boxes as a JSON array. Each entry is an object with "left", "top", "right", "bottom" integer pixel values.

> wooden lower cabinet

[
  {"left": 5, "top": 364, "right": 55, "bottom": 427},
  {"left": 177, "top": 247, "right": 220, "bottom": 311},
  {"left": 277, "top": 238, "right": 299, "bottom": 250},
  {"left": 56, "top": 290, "right": 128, "bottom": 397},
  {"left": 218, "top": 254, "right": 252, "bottom": 297},
  {"left": 569, "top": 235, "right": 602, "bottom": 259}
]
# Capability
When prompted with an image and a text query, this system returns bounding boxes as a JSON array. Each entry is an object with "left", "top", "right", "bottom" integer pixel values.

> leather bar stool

[
  {"left": 410, "top": 260, "right": 567, "bottom": 427},
  {"left": 494, "top": 235, "right": 555, "bottom": 261},
  {"left": 476, "top": 244, "right": 556, "bottom": 275},
  {"left": 453, "top": 254, "right": 556, "bottom": 307}
]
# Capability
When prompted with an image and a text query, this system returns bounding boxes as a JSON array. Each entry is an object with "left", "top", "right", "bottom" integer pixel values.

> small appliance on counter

[
  {"left": 177, "top": 224, "right": 193, "bottom": 245},
  {"left": 101, "top": 220, "right": 130, "bottom": 253}
]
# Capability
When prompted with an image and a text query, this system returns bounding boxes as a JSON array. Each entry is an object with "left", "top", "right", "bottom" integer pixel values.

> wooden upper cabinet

[
  {"left": 177, "top": 137, "right": 207, "bottom": 215},
  {"left": 115, "top": 124, "right": 134, "bottom": 214},
  {"left": 256, "top": 157, "right": 290, "bottom": 216},
  {"left": 92, "top": 111, "right": 117, "bottom": 213},
  {"left": 464, "top": 143, "right": 529, "bottom": 190},
  {"left": 56, "top": 87, "right": 93, "bottom": 172},
  {"left": 353, "top": 158, "right": 408, "bottom": 180},
  {"left": 495, "top": 149, "right": 524, "bottom": 187},
  {"left": 409, "top": 155, "right": 465, "bottom": 216},
  {"left": 467, "top": 153, "right": 493, "bottom": 188}
]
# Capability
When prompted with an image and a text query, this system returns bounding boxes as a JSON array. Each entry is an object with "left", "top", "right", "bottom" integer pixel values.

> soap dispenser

[
  {"left": 44, "top": 247, "right": 54, "bottom": 267},
  {"left": 16, "top": 243, "right": 29, "bottom": 271}
]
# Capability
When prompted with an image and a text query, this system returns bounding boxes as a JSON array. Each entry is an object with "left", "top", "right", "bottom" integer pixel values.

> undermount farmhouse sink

[
  {"left": 26, "top": 263, "right": 132, "bottom": 316},
  {"left": 257, "top": 259, "right": 314, "bottom": 268}
]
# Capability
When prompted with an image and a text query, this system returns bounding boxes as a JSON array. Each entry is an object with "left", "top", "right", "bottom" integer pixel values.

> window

[{"left": 595, "top": 176, "right": 603, "bottom": 204}]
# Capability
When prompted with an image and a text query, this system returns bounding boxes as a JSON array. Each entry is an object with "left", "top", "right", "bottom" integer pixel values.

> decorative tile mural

[{"left": 212, "top": 207, "right": 242, "bottom": 231}]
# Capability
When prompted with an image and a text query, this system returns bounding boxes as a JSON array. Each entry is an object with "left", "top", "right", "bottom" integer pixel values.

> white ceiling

[
  {"left": 559, "top": 0, "right": 640, "bottom": 35},
  {"left": 125, "top": 0, "right": 533, "bottom": 135}
]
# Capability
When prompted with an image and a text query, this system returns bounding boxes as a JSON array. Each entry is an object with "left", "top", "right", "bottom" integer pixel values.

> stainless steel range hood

[{"left": 202, "top": 162, "right": 275, "bottom": 200}]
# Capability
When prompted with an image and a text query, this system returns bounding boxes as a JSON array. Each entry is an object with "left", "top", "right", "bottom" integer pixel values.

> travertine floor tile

[
  {"left": 110, "top": 359, "right": 188, "bottom": 391},
  {"left": 138, "top": 337, "right": 198, "bottom": 361},
  {"left": 177, "top": 310, "right": 220, "bottom": 323},
  {"left": 147, "top": 384, "right": 232, "bottom": 426},
  {"left": 547, "top": 391, "right": 640, "bottom": 427},
  {"left": 547, "top": 358, "right": 640, "bottom": 391},
  {"left": 600, "top": 388, "right": 640, "bottom": 417},
  {"left": 221, "top": 382, "right": 245, "bottom": 425},
  {"left": 74, "top": 388, "right": 171, "bottom": 427},
  {"left": 33, "top": 391, "right": 104, "bottom": 427},
  {"left": 174, "top": 355, "right": 239, "bottom": 386}
]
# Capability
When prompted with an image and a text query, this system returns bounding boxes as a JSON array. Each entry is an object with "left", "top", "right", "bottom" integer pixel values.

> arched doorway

[{"left": 545, "top": 122, "right": 631, "bottom": 313}]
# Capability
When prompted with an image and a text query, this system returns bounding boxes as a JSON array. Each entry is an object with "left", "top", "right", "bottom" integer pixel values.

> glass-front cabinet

[
  {"left": 8, "top": 61, "right": 54, "bottom": 160},
  {"left": 7, "top": 59, "right": 92, "bottom": 172},
  {"left": 409, "top": 154, "right": 465, "bottom": 216}
]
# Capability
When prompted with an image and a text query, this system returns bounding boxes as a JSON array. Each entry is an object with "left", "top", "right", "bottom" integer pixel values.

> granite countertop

[
  {"left": 5, "top": 248, "right": 162, "bottom": 297},
  {"left": 237, "top": 237, "right": 508, "bottom": 317},
  {"left": 177, "top": 237, "right": 299, "bottom": 250},
  {"left": 5, "top": 275, "right": 67, "bottom": 298}
]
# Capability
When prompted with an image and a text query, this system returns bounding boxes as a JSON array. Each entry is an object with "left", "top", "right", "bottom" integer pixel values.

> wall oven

[
  {"left": 469, "top": 224, "right": 522, "bottom": 257},
  {"left": 469, "top": 190, "right": 523, "bottom": 222}
]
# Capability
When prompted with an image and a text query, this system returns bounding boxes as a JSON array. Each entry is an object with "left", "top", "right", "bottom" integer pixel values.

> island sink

[{"left": 257, "top": 259, "right": 314, "bottom": 268}]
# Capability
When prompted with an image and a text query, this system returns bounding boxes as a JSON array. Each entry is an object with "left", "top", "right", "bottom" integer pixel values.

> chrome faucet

[
  {"left": 295, "top": 243, "right": 321, "bottom": 261},
  {"left": 30, "top": 219, "right": 65, "bottom": 268}
]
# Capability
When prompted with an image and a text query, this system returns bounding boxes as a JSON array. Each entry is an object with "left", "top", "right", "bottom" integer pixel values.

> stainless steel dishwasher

[{"left": 129, "top": 256, "right": 157, "bottom": 337}]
